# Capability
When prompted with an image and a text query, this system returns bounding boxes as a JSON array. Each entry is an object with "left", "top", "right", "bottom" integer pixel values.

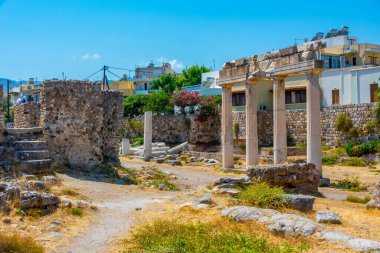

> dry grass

[{"left": 0, "top": 232, "right": 44, "bottom": 253}]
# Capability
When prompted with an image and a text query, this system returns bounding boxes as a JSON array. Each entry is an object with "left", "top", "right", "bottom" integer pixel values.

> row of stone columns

[{"left": 221, "top": 74, "right": 322, "bottom": 176}]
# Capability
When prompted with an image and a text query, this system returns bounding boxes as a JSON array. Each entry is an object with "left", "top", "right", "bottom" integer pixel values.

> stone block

[
  {"left": 316, "top": 212, "right": 342, "bottom": 224},
  {"left": 283, "top": 194, "right": 315, "bottom": 212}
]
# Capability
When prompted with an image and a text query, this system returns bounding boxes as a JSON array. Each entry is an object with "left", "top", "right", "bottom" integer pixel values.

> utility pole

[
  {"left": 6, "top": 79, "right": 10, "bottom": 122},
  {"left": 102, "top": 65, "right": 109, "bottom": 90}
]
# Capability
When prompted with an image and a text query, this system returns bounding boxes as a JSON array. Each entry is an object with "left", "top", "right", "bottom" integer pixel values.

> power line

[{"left": 82, "top": 67, "right": 103, "bottom": 81}]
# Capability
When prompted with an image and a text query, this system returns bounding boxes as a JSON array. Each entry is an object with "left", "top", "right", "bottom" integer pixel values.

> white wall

[
  {"left": 201, "top": 71, "right": 220, "bottom": 89},
  {"left": 321, "top": 66, "right": 380, "bottom": 107}
]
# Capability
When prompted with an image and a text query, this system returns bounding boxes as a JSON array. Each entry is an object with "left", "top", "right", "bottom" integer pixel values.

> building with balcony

[{"left": 133, "top": 62, "right": 175, "bottom": 94}]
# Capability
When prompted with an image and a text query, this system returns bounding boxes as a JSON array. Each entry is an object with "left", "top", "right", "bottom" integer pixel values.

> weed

[
  {"left": 61, "top": 188, "right": 80, "bottom": 197},
  {"left": 331, "top": 176, "right": 368, "bottom": 192},
  {"left": 322, "top": 144, "right": 332, "bottom": 151},
  {"left": 69, "top": 207, "right": 84, "bottom": 217},
  {"left": 149, "top": 180, "right": 178, "bottom": 190},
  {"left": 0, "top": 233, "right": 44, "bottom": 253},
  {"left": 322, "top": 153, "right": 339, "bottom": 165},
  {"left": 26, "top": 208, "right": 42, "bottom": 218},
  {"left": 15, "top": 208, "right": 25, "bottom": 216},
  {"left": 234, "top": 155, "right": 240, "bottom": 161},
  {"left": 205, "top": 184, "right": 213, "bottom": 190},
  {"left": 99, "top": 163, "right": 120, "bottom": 178},
  {"left": 346, "top": 195, "right": 371, "bottom": 204},
  {"left": 341, "top": 157, "right": 366, "bottom": 167},
  {"left": 123, "top": 219, "right": 308, "bottom": 253},
  {"left": 239, "top": 182, "right": 285, "bottom": 209},
  {"left": 131, "top": 137, "right": 144, "bottom": 147}
]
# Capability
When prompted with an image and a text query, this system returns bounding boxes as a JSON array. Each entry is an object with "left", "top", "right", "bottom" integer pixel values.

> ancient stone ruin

[{"left": 14, "top": 102, "right": 41, "bottom": 128}]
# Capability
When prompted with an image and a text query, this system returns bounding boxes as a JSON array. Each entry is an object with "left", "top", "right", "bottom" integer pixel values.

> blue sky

[{"left": 0, "top": 0, "right": 379, "bottom": 81}]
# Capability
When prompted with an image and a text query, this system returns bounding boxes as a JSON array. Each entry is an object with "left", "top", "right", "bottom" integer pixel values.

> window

[
  {"left": 370, "top": 83, "right": 378, "bottom": 103},
  {"left": 295, "top": 90, "right": 306, "bottom": 103},
  {"left": 332, "top": 89, "right": 340, "bottom": 105},
  {"left": 369, "top": 56, "right": 378, "bottom": 65},
  {"left": 144, "top": 83, "right": 148, "bottom": 90},
  {"left": 232, "top": 93, "right": 246, "bottom": 106},
  {"left": 321, "top": 55, "right": 341, "bottom": 69},
  {"left": 285, "top": 91, "right": 292, "bottom": 104},
  {"left": 348, "top": 39, "right": 355, "bottom": 45},
  {"left": 353, "top": 57, "right": 357, "bottom": 66}
]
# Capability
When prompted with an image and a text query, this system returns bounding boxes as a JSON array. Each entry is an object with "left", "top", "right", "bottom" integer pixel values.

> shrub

[
  {"left": 148, "top": 180, "right": 178, "bottom": 190},
  {"left": 69, "top": 207, "right": 84, "bottom": 217},
  {"left": 335, "top": 113, "right": 353, "bottom": 134},
  {"left": 342, "top": 157, "right": 366, "bottom": 167},
  {"left": 331, "top": 176, "right": 368, "bottom": 192},
  {"left": 123, "top": 219, "right": 308, "bottom": 253},
  {"left": 170, "top": 90, "right": 201, "bottom": 114},
  {"left": 346, "top": 195, "right": 371, "bottom": 204},
  {"left": 233, "top": 123, "right": 240, "bottom": 141},
  {"left": 197, "top": 96, "right": 220, "bottom": 121},
  {"left": 132, "top": 137, "right": 144, "bottom": 147},
  {"left": 345, "top": 140, "right": 361, "bottom": 157},
  {"left": 0, "top": 233, "right": 44, "bottom": 253},
  {"left": 322, "top": 153, "right": 339, "bottom": 165},
  {"left": 239, "top": 182, "right": 285, "bottom": 209}
]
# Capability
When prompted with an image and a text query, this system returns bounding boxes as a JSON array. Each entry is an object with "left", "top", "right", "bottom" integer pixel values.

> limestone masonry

[
  {"left": 14, "top": 102, "right": 41, "bottom": 128},
  {"left": 39, "top": 81, "right": 123, "bottom": 169}
]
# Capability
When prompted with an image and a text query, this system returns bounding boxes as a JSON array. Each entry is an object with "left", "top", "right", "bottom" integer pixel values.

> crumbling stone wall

[
  {"left": 0, "top": 86, "right": 4, "bottom": 134},
  {"left": 40, "top": 81, "right": 123, "bottom": 169},
  {"left": 125, "top": 114, "right": 221, "bottom": 144},
  {"left": 14, "top": 102, "right": 41, "bottom": 128}
]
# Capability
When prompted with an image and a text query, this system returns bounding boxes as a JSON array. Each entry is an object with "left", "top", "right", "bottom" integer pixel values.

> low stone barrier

[
  {"left": 247, "top": 163, "right": 319, "bottom": 193},
  {"left": 14, "top": 102, "right": 41, "bottom": 128}
]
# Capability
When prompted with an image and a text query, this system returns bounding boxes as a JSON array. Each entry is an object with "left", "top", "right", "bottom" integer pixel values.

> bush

[
  {"left": 335, "top": 113, "right": 353, "bottom": 134},
  {"left": 342, "top": 157, "right": 366, "bottom": 167},
  {"left": 233, "top": 123, "right": 240, "bottom": 141},
  {"left": 69, "top": 207, "right": 84, "bottom": 217},
  {"left": 197, "top": 96, "right": 220, "bottom": 121},
  {"left": 170, "top": 90, "right": 201, "bottom": 114},
  {"left": 0, "top": 233, "right": 44, "bottom": 253},
  {"left": 148, "top": 180, "right": 178, "bottom": 190},
  {"left": 345, "top": 140, "right": 361, "bottom": 157},
  {"left": 123, "top": 219, "right": 308, "bottom": 253},
  {"left": 331, "top": 176, "right": 368, "bottom": 192},
  {"left": 239, "top": 182, "right": 285, "bottom": 209},
  {"left": 124, "top": 95, "right": 149, "bottom": 117},
  {"left": 346, "top": 195, "right": 371, "bottom": 204},
  {"left": 322, "top": 153, "right": 339, "bottom": 165},
  {"left": 132, "top": 137, "right": 144, "bottom": 147}
]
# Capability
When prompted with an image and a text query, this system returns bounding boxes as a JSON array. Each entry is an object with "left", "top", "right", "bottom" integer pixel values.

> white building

[{"left": 321, "top": 66, "right": 380, "bottom": 107}]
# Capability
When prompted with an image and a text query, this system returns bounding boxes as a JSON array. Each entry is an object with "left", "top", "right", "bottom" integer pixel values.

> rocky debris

[
  {"left": 179, "top": 196, "right": 214, "bottom": 210},
  {"left": 205, "top": 159, "right": 219, "bottom": 166},
  {"left": 247, "top": 163, "right": 319, "bottom": 193},
  {"left": 319, "top": 177, "right": 331, "bottom": 187},
  {"left": 19, "top": 191, "right": 59, "bottom": 209},
  {"left": 168, "top": 142, "right": 191, "bottom": 155},
  {"left": 219, "top": 188, "right": 240, "bottom": 196},
  {"left": 316, "top": 212, "right": 342, "bottom": 224},
  {"left": 168, "top": 160, "right": 182, "bottom": 166},
  {"left": 214, "top": 176, "right": 250, "bottom": 189},
  {"left": 42, "top": 176, "right": 61, "bottom": 188},
  {"left": 59, "top": 197, "right": 73, "bottom": 208},
  {"left": 222, "top": 206, "right": 380, "bottom": 251},
  {"left": 366, "top": 181, "right": 380, "bottom": 210},
  {"left": 27, "top": 180, "right": 46, "bottom": 191},
  {"left": 2, "top": 217, "right": 12, "bottom": 224},
  {"left": 283, "top": 194, "right": 315, "bottom": 212},
  {"left": 22, "top": 174, "right": 37, "bottom": 181}
]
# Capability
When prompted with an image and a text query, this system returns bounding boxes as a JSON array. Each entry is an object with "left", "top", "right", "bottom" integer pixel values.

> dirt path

[{"left": 52, "top": 160, "right": 233, "bottom": 253}]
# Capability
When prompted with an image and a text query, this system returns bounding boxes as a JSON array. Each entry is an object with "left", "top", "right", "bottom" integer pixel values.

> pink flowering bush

[{"left": 170, "top": 90, "right": 202, "bottom": 114}]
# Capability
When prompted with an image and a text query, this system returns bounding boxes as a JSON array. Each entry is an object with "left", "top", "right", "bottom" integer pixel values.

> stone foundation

[
  {"left": 14, "top": 102, "right": 41, "bottom": 128},
  {"left": 40, "top": 81, "right": 123, "bottom": 169},
  {"left": 247, "top": 163, "right": 319, "bottom": 193}
]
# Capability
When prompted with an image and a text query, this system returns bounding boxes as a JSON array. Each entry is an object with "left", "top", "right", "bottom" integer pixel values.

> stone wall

[
  {"left": 125, "top": 114, "right": 221, "bottom": 144},
  {"left": 0, "top": 85, "right": 4, "bottom": 134},
  {"left": 14, "top": 102, "right": 41, "bottom": 128},
  {"left": 40, "top": 81, "right": 123, "bottom": 169}
]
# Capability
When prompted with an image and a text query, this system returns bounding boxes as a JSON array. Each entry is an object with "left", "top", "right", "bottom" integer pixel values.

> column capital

[
  {"left": 221, "top": 83, "right": 235, "bottom": 89},
  {"left": 272, "top": 75, "right": 287, "bottom": 81}
]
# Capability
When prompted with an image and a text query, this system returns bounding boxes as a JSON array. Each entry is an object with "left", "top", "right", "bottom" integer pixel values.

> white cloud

[
  {"left": 156, "top": 57, "right": 185, "bottom": 71},
  {"left": 81, "top": 53, "right": 101, "bottom": 60}
]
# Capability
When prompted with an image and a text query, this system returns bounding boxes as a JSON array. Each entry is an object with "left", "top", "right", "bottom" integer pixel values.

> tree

[
  {"left": 3, "top": 97, "right": 13, "bottom": 123},
  {"left": 123, "top": 95, "right": 149, "bottom": 117},
  {"left": 150, "top": 74, "right": 179, "bottom": 94},
  {"left": 145, "top": 90, "right": 173, "bottom": 115},
  {"left": 170, "top": 90, "right": 201, "bottom": 114},
  {"left": 179, "top": 65, "right": 211, "bottom": 87}
]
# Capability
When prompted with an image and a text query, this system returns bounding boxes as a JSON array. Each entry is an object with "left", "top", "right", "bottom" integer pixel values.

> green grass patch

[
  {"left": 322, "top": 153, "right": 339, "bottom": 165},
  {"left": 294, "top": 143, "right": 307, "bottom": 149},
  {"left": 61, "top": 188, "right": 80, "bottom": 197},
  {"left": 331, "top": 176, "right": 368, "bottom": 192},
  {"left": 123, "top": 220, "right": 309, "bottom": 253},
  {"left": 0, "top": 232, "right": 44, "bottom": 253},
  {"left": 131, "top": 137, "right": 144, "bottom": 148},
  {"left": 239, "top": 182, "right": 285, "bottom": 209},
  {"left": 341, "top": 157, "right": 367, "bottom": 167},
  {"left": 346, "top": 195, "right": 371, "bottom": 204},
  {"left": 149, "top": 180, "right": 178, "bottom": 190},
  {"left": 68, "top": 207, "right": 84, "bottom": 217},
  {"left": 322, "top": 144, "right": 332, "bottom": 151}
]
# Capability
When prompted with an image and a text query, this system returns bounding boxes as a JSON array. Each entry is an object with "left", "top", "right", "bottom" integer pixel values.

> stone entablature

[
  {"left": 40, "top": 81, "right": 123, "bottom": 169},
  {"left": 247, "top": 163, "right": 319, "bottom": 194},
  {"left": 14, "top": 102, "right": 41, "bottom": 128}
]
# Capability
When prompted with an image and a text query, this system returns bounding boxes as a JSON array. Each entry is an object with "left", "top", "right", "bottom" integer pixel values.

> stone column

[
  {"left": 306, "top": 74, "right": 322, "bottom": 176},
  {"left": 221, "top": 87, "right": 234, "bottom": 169},
  {"left": 273, "top": 77, "right": 287, "bottom": 164},
  {"left": 121, "top": 139, "right": 131, "bottom": 156},
  {"left": 245, "top": 81, "right": 258, "bottom": 166},
  {"left": 143, "top": 111, "right": 153, "bottom": 160}
]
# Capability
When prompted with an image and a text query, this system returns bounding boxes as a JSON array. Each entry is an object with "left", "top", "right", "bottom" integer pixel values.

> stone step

[
  {"left": 13, "top": 141, "right": 47, "bottom": 151},
  {"left": 17, "top": 159, "right": 52, "bottom": 174},
  {"left": 16, "top": 150, "right": 50, "bottom": 161},
  {"left": 6, "top": 127, "right": 43, "bottom": 135}
]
